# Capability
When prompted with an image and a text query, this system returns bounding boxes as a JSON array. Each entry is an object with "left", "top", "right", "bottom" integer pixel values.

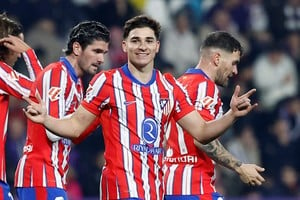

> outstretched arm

[
  {"left": 194, "top": 139, "right": 265, "bottom": 186},
  {"left": 178, "top": 85, "right": 258, "bottom": 144},
  {"left": 23, "top": 92, "right": 97, "bottom": 139}
]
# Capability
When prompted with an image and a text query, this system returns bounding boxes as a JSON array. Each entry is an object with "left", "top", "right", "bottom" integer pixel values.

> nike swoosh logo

[{"left": 124, "top": 101, "right": 136, "bottom": 106}]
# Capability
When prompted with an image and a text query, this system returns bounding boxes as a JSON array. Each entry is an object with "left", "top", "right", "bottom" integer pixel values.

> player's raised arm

[
  {"left": 177, "top": 85, "right": 258, "bottom": 144},
  {"left": 23, "top": 92, "right": 97, "bottom": 139}
]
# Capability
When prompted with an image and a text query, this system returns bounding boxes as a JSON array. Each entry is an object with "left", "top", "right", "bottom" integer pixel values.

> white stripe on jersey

[
  {"left": 51, "top": 142, "right": 62, "bottom": 187},
  {"left": 85, "top": 73, "right": 106, "bottom": 103},
  {"left": 43, "top": 70, "right": 62, "bottom": 141},
  {"left": 166, "top": 164, "right": 178, "bottom": 194},
  {"left": 0, "top": 67, "right": 31, "bottom": 96},
  {"left": 132, "top": 81, "right": 151, "bottom": 199},
  {"left": 195, "top": 82, "right": 207, "bottom": 110},
  {"left": 42, "top": 164, "right": 46, "bottom": 187},
  {"left": 113, "top": 71, "right": 138, "bottom": 197},
  {"left": 182, "top": 164, "right": 193, "bottom": 195},
  {"left": 176, "top": 123, "right": 188, "bottom": 155},
  {"left": 16, "top": 155, "right": 27, "bottom": 187},
  {"left": 149, "top": 83, "right": 163, "bottom": 200},
  {"left": 22, "top": 52, "right": 36, "bottom": 80},
  {"left": 210, "top": 85, "right": 219, "bottom": 117}
]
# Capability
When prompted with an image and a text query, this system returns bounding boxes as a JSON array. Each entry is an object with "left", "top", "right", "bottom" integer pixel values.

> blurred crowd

[{"left": 2, "top": 0, "right": 300, "bottom": 199}]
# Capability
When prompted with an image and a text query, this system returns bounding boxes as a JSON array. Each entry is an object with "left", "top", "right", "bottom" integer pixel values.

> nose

[
  {"left": 138, "top": 41, "right": 147, "bottom": 50},
  {"left": 98, "top": 53, "right": 105, "bottom": 63}
]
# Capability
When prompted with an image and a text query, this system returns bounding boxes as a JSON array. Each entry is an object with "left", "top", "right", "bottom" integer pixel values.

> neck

[
  {"left": 195, "top": 59, "right": 214, "bottom": 81},
  {"left": 127, "top": 62, "right": 154, "bottom": 84}
]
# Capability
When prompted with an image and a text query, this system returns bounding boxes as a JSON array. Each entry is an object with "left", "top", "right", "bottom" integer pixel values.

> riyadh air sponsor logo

[
  {"left": 9, "top": 70, "right": 19, "bottom": 80},
  {"left": 131, "top": 144, "right": 164, "bottom": 155},
  {"left": 142, "top": 118, "right": 158, "bottom": 144},
  {"left": 48, "top": 87, "right": 61, "bottom": 101},
  {"left": 132, "top": 117, "right": 163, "bottom": 155},
  {"left": 200, "top": 96, "right": 215, "bottom": 109}
]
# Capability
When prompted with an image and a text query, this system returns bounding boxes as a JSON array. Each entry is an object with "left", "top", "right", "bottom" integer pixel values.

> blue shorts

[
  {"left": 0, "top": 181, "right": 13, "bottom": 200},
  {"left": 16, "top": 187, "right": 67, "bottom": 200},
  {"left": 164, "top": 192, "right": 224, "bottom": 200}
]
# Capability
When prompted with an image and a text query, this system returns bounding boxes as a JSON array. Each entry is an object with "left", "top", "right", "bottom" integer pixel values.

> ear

[
  {"left": 155, "top": 41, "right": 160, "bottom": 53},
  {"left": 213, "top": 52, "right": 221, "bottom": 66},
  {"left": 73, "top": 42, "right": 81, "bottom": 56},
  {"left": 121, "top": 40, "right": 127, "bottom": 53}
]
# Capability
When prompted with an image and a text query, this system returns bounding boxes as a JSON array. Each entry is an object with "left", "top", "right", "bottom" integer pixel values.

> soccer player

[
  {"left": 0, "top": 12, "right": 43, "bottom": 200},
  {"left": 163, "top": 31, "right": 265, "bottom": 200},
  {"left": 23, "top": 15, "right": 257, "bottom": 200},
  {"left": 14, "top": 21, "right": 110, "bottom": 200}
]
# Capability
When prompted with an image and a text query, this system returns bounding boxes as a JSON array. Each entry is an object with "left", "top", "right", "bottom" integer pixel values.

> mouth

[{"left": 92, "top": 64, "right": 100, "bottom": 69}]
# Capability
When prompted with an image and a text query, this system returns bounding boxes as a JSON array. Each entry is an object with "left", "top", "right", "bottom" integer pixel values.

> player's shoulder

[
  {"left": 0, "top": 61, "right": 13, "bottom": 72},
  {"left": 160, "top": 72, "right": 177, "bottom": 82},
  {"left": 43, "top": 61, "right": 65, "bottom": 72}
]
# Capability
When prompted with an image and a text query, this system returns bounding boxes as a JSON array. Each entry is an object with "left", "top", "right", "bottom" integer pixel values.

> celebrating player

[
  {"left": 23, "top": 15, "right": 257, "bottom": 200},
  {"left": 14, "top": 21, "right": 110, "bottom": 200}
]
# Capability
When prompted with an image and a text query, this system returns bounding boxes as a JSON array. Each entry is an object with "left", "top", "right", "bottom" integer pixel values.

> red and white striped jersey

[
  {"left": 15, "top": 57, "right": 83, "bottom": 189},
  {"left": 81, "top": 64, "right": 194, "bottom": 200},
  {"left": 164, "top": 68, "right": 223, "bottom": 196},
  {"left": 0, "top": 49, "right": 42, "bottom": 183}
]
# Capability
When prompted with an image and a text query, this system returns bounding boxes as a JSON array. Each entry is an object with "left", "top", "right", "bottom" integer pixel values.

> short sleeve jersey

[
  {"left": 164, "top": 68, "right": 223, "bottom": 196},
  {"left": 0, "top": 49, "right": 42, "bottom": 182},
  {"left": 15, "top": 57, "right": 83, "bottom": 189},
  {"left": 81, "top": 64, "right": 195, "bottom": 200}
]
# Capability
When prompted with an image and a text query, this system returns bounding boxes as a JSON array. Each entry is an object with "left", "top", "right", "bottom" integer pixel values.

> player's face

[
  {"left": 77, "top": 40, "right": 109, "bottom": 76},
  {"left": 215, "top": 50, "right": 240, "bottom": 87},
  {"left": 122, "top": 27, "right": 160, "bottom": 69},
  {"left": 5, "top": 33, "right": 23, "bottom": 66}
]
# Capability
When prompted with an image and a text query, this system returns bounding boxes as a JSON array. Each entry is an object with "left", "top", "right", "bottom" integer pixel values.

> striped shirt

[
  {"left": 0, "top": 49, "right": 42, "bottom": 183},
  {"left": 15, "top": 57, "right": 82, "bottom": 189},
  {"left": 164, "top": 68, "right": 223, "bottom": 196},
  {"left": 81, "top": 64, "right": 194, "bottom": 200}
]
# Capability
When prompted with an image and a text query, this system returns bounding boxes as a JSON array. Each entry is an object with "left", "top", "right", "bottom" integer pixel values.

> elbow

[{"left": 194, "top": 135, "right": 211, "bottom": 145}]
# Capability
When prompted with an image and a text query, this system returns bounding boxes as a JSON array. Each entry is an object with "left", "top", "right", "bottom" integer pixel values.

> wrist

[{"left": 234, "top": 161, "right": 243, "bottom": 173}]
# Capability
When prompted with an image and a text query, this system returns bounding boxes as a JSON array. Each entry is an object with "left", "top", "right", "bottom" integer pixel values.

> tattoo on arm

[{"left": 197, "top": 139, "right": 242, "bottom": 170}]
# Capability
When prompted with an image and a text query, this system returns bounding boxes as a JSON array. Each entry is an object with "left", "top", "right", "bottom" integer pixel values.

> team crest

[
  {"left": 48, "top": 87, "right": 61, "bottom": 101},
  {"left": 160, "top": 98, "right": 170, "bottom": 115}
]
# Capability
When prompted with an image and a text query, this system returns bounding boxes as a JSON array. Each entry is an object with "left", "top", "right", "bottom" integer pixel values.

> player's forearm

[
  {"left": 195, "top": 139, "right": 242, "bottom": 171},
  {"left": 44, "top": 115, "right": 83, "bottom": 139},
  {"left": 202, "top": 110, "right": 236, "bottom": 143}
]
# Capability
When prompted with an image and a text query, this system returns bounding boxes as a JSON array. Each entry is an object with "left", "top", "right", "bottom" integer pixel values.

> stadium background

[{"left": 2, "top": 0, "right": 300, "bottom": 199}]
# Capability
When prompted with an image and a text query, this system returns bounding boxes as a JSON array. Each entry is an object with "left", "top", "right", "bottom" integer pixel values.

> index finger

[
  {"left": 22, "top": 96, "right": 34, "bottom": 105},
  {"left": 35, "top": 90, "right": 42, "bottom": 103},
  {"left": 233, "top": 85, "right": 241, "bottom": 98},
  {"left": 240, "top": 88, "right": 256, "bottom": 98}
]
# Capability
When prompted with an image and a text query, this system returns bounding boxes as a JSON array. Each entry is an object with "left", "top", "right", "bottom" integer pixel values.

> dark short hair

[
  {"left": 123, "top": 15, "right": 161, "bottom": 40},
  {"left": 201, "top": 31, "right": 243, "bottom": 56},
  {"left": 0, "top": 12, "right": 23, "bottom": 60},
  {"left": 64, "top": 21, "right": 110, "bottom": 55}
]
